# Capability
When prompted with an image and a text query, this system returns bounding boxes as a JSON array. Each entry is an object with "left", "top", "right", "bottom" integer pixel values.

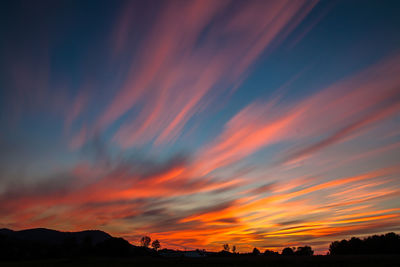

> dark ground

[{"left": 1, "top": 255, "right": 400, "bottom": 267}]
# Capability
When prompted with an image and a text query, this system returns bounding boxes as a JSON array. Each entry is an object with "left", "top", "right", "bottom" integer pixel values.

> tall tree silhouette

[
  {"left": 223, "top": 243, "right": 230, "bottom": 252},
  {"left": 252, "top": 247, "right": 260, "bottom": 255},
  {"left": 232, "top": 245, "right": 236, "bottom": 253}
]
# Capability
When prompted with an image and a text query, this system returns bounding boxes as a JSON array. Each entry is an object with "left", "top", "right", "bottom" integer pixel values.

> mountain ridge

[{"left": 0, "top": 227, "right": 112, "bottom": 245}]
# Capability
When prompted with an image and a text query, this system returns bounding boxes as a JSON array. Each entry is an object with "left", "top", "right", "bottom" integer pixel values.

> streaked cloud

[
  {"left": 1, "top": 0, "right": 400, "bottom": 255},
  {"left": 97, "top": 0, "right": 318, "bottom": 148}
]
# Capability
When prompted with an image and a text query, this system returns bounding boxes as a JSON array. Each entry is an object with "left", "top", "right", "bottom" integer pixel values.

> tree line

[
  {"left": 221, "top": 243, "right": 314, "bottom": 256},
  {"left": 219, "top": 233, "right": 400, "bottom": 256},
  {"left": 329, "top": 232, "right": 400, "bottom": 255}
]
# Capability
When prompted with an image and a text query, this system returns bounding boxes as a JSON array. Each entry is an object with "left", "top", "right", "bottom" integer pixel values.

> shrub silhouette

[
  {"left": 282, "top": 247, "right": 294, "bottom": 256},
  {"left": 329, "top": 232, "right": 400, "bottom": 255},
  {"left": 295, "top": 246, "right": 314, "bottom": 256},
  {"left": 263, "top": 249, "right": 279, "bottom": 256}
]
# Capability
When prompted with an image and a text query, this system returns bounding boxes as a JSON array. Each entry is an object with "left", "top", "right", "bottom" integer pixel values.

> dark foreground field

[{"left": 1, "top": 255, "right": 400, "bottom": 267}]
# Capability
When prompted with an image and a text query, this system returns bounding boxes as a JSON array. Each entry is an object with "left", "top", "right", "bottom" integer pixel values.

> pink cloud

[
  {"left": 96, "top": 0, "right": 317, "bottom": 148},
  {"left": 194, "top": 52, "right": 400, "bottom": 174}
]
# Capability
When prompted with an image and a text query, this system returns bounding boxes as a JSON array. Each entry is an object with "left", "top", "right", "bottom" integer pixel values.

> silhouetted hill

[
  {"left": 0, "top": 228, "right": 111, "bottom": 245},
  {"left": 0, "top": 227, "right": 157, "bottom": 260}
]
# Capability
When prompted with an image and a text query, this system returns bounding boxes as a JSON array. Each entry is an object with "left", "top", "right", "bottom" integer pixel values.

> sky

[{"left": 1, "top": 0, "right": 400, "bottom": 254}]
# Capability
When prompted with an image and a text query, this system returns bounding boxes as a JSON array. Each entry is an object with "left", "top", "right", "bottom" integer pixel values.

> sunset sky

[{"left": 1, "top": 0, "right": 400, "bottom": 254}]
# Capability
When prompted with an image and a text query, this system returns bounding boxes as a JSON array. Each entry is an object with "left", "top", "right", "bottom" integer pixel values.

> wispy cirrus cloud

[
  {"left": 194, "top": 52, "right": 400, "bottom": 175},
  {"left": 94, "top": 0, "right": 318, "bottom": 148},
  {"left": 2, "top": 0, "right": 400, "bottom": 255}
]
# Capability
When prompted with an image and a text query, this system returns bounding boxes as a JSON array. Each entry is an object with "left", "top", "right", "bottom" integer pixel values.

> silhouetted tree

[
  {"left": 140, "top": 236, "right": 151, "bottom": 247},
  {"left": 223, "top": 243, "right": 230, "bottom": 252},
  {"left": 151, "top": 239, "right": 161, "bottom": 251},
  {"left": 232, "top": 245, "right": 236, "bottom": 253},
  {"left": 295, "top": 246, "right": 313, "bottom": 256},
  {"left": 282, "top": 247, "right": 294, "bottom": 256},
  {"left": 252, "top": 247, "right": 260, "bottom": 255}
]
